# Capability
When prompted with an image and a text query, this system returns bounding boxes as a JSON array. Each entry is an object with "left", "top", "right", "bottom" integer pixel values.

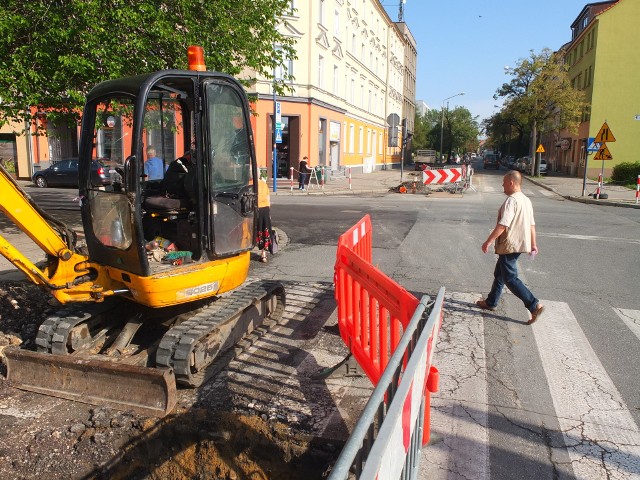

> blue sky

[{"left": 381, "top": 0, "right": 590, "bottom": 122}]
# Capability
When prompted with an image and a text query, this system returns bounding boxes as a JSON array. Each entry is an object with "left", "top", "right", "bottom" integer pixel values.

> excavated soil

[{"left": 0, "top": 281, "right": 340, "bottom": 479}]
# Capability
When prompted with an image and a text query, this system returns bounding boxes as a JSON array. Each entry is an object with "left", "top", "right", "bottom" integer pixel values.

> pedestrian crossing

[
  {"left": 481, "top": 185, "right": 554, "bottom": 197},
  {"left": 420, "top": 293, "right": 640, "bottom": 479}
]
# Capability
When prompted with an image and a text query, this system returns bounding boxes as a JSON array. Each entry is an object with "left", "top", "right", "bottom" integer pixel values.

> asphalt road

[
  {"left": 269, "top": 170, "right": 640, "bottom": 479},
  {"left": 13, "top": 170, "right": 640, "bottom": 479}
]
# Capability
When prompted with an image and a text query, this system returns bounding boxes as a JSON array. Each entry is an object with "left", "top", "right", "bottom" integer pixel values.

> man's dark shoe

[
  {"left": 476, "top": 299, "right": 496, "bottom": 311},
  {"left": 527, "top": 304, "right": 545, "bottom": 325}
]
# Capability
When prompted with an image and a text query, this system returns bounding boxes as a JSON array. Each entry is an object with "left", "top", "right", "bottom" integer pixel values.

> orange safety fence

[{"left": 334, "top": 215, "right": 419, "bottom": 386}]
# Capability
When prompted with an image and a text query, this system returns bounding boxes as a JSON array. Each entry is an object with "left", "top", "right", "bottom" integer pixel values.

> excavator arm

[{"left": 0, "top": 165, "right": 113, "bottom": 302}]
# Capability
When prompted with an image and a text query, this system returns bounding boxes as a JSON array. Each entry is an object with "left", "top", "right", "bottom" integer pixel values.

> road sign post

[{"left": 592, "top": 121, "right": 617, "bottom": 199}]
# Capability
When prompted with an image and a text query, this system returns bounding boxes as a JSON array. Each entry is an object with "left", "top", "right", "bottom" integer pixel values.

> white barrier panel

[{"left": 360, "top": 291, "right": 443, "bottom": 479}]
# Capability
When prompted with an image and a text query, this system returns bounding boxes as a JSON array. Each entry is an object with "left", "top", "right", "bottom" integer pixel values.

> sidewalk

[
  {"left": 271, "top": 167, "right": 640, "bottom": 209},
  {"left": 525, "top": 172, "right": 640, "bottom": 209}
]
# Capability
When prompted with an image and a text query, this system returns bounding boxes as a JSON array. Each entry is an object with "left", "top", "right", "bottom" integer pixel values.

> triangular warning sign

[
  {"left": 593, "top": 143, "right": 613, "bottom": 161},
  {"left": 595, "top": 122, "right": 616, "bottom": 143},
  {"left": 536, "top": 144, "right": 545, "bottom": 153}
]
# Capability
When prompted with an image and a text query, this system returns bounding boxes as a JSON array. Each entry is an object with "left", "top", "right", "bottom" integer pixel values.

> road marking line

[
  {"left": 532, "top": 301, "right": 640, "bottom": 478},
  {"left": 537, "top": 232, "right": 640, "bottom": 245},
  {"left": 538, "top": 189, "right": 554, "bottom": 197},
  {"left": 420, "top": 292, "right": 489, "bottom": 480},
  {"left": 484, "top": 186, "right": 495, "bottom": 193},
  {"left": 613, "top": 308, "right": 640, "bottom": 343}
]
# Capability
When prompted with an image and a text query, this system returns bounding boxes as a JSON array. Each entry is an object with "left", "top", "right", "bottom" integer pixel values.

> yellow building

[
  {"left": 244, "top": 0, "right": 417, "bottom": 177},
  {"left": 557, "top": 0, "right": 640, "bottom": 178}
]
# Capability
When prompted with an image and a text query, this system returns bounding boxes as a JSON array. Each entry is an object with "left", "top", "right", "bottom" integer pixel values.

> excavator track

[
  {"left": 156, "top": 280, "right": 286, "bottom": 387},
  {"left": 35, "top": 301, "right": 123, "bottom": 355},
  {"left": 5, "top": 280, "right": 285, "bottom": 417}
]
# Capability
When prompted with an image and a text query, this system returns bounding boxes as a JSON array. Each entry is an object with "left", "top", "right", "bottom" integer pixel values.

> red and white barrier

[
  {"left": 636, "top": 175, "right": 639, "bottom": 205},
  {"left": 289, "top": 167, "right": 294, "bottom": 192},
  {"left": 423, "top": 167, "right": 462, "bottom": 185},
  {"left": 348, "top": 167, "right": 352, "bottom": 190},
  {"left": 596, "top": 173, "right": 603, "bottom": 199}
]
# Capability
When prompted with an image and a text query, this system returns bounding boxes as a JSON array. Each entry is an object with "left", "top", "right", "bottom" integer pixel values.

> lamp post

[{"left": 439, "top": 92, "right": 464, "bottom": 163}]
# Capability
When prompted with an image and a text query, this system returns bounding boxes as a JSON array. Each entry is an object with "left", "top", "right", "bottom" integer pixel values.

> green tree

[
  {"left": 0, "top": 0, "right": 297, "bottom": 129},
  {"left": 437, "top": 106, "right": 479, "bottom": 159},
  {"left": 412, "top": 109, "right": 441, "bottom": 153},
  {"left": 495, "top": 48, "right": 585, "bottom": 174}
]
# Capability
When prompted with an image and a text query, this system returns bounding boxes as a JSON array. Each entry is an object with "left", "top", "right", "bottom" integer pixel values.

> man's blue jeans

[{"left": 486, "top": 253, "right": 539, "bottom": 312}]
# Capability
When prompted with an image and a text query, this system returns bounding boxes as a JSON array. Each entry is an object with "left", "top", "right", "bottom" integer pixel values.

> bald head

[{"left": 502, "top": 170, "right": 522, "bottom": 194}]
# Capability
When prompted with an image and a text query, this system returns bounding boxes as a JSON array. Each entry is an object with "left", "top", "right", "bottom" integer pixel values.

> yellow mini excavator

[{"left": 0, "top": 47, "right": 285, "bottom": 416}]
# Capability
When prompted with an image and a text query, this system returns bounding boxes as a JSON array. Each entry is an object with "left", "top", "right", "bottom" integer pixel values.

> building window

[
  {"left": 367, "top": 129, "right": 371, "bottom": 155},
  {"left": 351, "top": 34, "right": 356, "bottom": 53},
  {"left": 343, "top": 122, "right": 347, "bottom": 153},
  {"left": 274, "top": 46, "right": 293, "bottom": 81},
  {"left": 359, "top": 126, "right": 363, "bottom": 154},
  {"left": 333, "top": 65, "right": 339, "bottom": 94},
  {"left": 287, "top": 0, "right": 296, "bottom": 16},
  {"left": 349, "top": 124, "right": 355, "bottom": 153},
  {"left": 334, "top": 8, "right": 340, "bottom": 36},
  {"left": 319, "top": 0, "right": 326, "bottom": 26},
  {"left": 350, "top": 78, "right": 355, "bottom": 103},
  {"left": 318, "top": 55, "right": 324, "bottom": 89}
]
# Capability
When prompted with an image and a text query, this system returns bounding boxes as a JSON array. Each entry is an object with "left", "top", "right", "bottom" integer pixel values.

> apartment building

[
  {"left": 246, "top": 0, "right": 417, "bottom": 176},
  {"left": 549, "top": 0, "right": 639, "bottom": 178}
]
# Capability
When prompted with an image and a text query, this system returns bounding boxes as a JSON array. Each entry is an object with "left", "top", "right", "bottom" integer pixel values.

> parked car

[
  {"left": 32, "top": 158, "right": 111, "bottom": 188},
  {"left": 507, "top": 157, "right": 518, "bottom": 170},
  {"left": 539, "top": 158, "right": 548, "bottom": 175},
  {"left": 483, "top": 153, "right": 500, "bottom": 169}
]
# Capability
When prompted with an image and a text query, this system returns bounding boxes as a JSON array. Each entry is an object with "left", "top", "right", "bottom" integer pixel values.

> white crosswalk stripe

[
  {"left": 537, "top": 188, "right": 554, "bottom": 197},
  {"left": 532, "top": 301, "right": 640, "bottom": 479},
  {"left": 613, "top": 308, "right": 640, "bottom": 343},
  {"left": 421, "top": 295, "right": 640, "bottom": 479}
]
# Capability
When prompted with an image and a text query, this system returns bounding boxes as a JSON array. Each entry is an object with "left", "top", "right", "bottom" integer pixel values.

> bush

[
  {"left": 611, "top": 162, "right": 640, "bottom": 185},
  {"left": 0, "top": 158, "right": 16, "bottom": 173}
]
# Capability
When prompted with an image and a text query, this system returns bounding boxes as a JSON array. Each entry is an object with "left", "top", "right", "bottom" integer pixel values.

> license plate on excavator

[{"left": 4, "top": 348, "right": 176, "bottom": 417}]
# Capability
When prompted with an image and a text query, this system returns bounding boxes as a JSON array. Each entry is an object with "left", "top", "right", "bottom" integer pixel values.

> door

[
  {"left": 330, "top": 142, "right": 340, "bottom": 171},
  {"left": 203, "top": 80, "right": 255, "bottom": 257}
]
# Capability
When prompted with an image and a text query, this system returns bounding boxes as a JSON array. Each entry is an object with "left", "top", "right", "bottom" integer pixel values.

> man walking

[{"left": 477, "top": 170, "right": 544, "bottom": 324}]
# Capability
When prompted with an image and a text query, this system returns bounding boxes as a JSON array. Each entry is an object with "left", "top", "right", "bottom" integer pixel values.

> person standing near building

[
  {"left": 298, "top": 156, "right": 311, "bottom": 190},
  {"left": 477, "top": 170, "right": 545, "bottom": 324},
  {"left": 256, "top": 177, "right": 272, "bottom": 263},
  {"left": 144, "top": 146, "right": 164, "bottom": 181}
]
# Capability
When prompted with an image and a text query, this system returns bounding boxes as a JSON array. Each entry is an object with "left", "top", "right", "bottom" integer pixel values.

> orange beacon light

[{"left": 187, "top": 46, "right": 206, "bottom": 71}]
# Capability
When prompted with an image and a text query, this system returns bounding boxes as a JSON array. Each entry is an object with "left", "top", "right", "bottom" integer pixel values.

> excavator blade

[{"left": 4, "top": 348, "right": 176, "bottom": 417}]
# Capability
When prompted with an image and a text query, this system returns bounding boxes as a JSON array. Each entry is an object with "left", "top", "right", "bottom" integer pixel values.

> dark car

[
  {"left": 483, "top": 154, "right": 500, "bottom": 170},
  {"left": 32, "top": 158, "right": 111, "bottom": 188}
]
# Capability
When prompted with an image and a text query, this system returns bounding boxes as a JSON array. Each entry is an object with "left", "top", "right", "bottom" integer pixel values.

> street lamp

[{"left": 439, "top": 92, "right": 464, "bottom": 162}]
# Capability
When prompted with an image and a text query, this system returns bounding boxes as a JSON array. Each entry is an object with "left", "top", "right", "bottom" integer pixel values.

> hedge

[{"left": 611, "top": 162, "right": 640, "bottom": 185}]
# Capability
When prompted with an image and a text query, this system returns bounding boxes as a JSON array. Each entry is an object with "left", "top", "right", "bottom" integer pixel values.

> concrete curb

[{"left": 525, "top": 176, "right": 640, "bottom": 209}]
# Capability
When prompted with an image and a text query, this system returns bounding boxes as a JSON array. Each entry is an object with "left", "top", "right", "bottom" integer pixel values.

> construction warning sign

[
  {"left": 536, "top": 144, "right": 545, "bottom": 153},
  {"left": 593, "top": 143, "right": 613, "bottom": 161},
  {"left": 595, "top": 122, "right": 616, "bottom": 143}
]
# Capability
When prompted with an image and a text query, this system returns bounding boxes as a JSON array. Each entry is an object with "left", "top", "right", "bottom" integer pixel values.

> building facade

[
  {"left": 5, "top": 0, "right": 417, "bottom": 180},
  {"left": 549, "top": 0, "right": 639, "bottom": 178},
  {"left": 246, "top": 0, "right": 417, "bottom": 176}
]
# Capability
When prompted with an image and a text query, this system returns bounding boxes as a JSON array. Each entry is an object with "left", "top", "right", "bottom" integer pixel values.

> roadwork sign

[
  {"left": 595, "top": 122, "right": 616, "bottom": 143},
  {"left": 536, "top": 144, "right": 545, "bottom": 153},
  {"left": 593, "top": 143, "right": 613, "bottom": 161},
  {"left": 423, "top": 168, "right": 462, "bottom": 184}
]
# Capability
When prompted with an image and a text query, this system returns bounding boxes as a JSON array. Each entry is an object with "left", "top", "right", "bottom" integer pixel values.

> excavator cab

[{"left": 77, "top": 70, "right": 258, "bottom": 306}]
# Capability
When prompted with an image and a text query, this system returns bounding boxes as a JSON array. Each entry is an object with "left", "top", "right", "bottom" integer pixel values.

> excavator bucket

[{"left": 4, "top": 348, "right": 176, "bottom": 417}]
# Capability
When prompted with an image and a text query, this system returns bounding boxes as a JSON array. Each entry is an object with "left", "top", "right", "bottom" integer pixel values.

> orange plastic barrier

[
  {"left": 334, "top": 215, "right": 419, "bottom": 385},
  {"left": 336, "top": 214, "right": 372, "bottom": 263}
]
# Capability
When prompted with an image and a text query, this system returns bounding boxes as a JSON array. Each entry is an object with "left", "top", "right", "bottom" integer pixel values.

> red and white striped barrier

[
  {"left": 596, "top": 173, "right": 603, "bottom": 199},
  {"left": 636, "top": 175, "right": 639, "bottom": 205},
  {"left": 423, "top": 167, "right": 462, "bottom": 184},
  {"left": 348, "top": 167, "right": 352, "bottom": 190},
  {"left": 289, "top": 167, "right": 294, "bottom": 192},
  {"left": 320, "top": 167, "right": 325, "bottom": 191}
]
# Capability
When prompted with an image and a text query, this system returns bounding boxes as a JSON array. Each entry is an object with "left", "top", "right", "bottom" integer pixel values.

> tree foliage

[
  {"left": 0, "top": 0, "right": 297, "bottom": 128},
  {"left": 489, "top": 48, "right": 585, "bottom": 172},
  {"left": 412, "top": 107, "right": 479, "bottom": 156}
]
